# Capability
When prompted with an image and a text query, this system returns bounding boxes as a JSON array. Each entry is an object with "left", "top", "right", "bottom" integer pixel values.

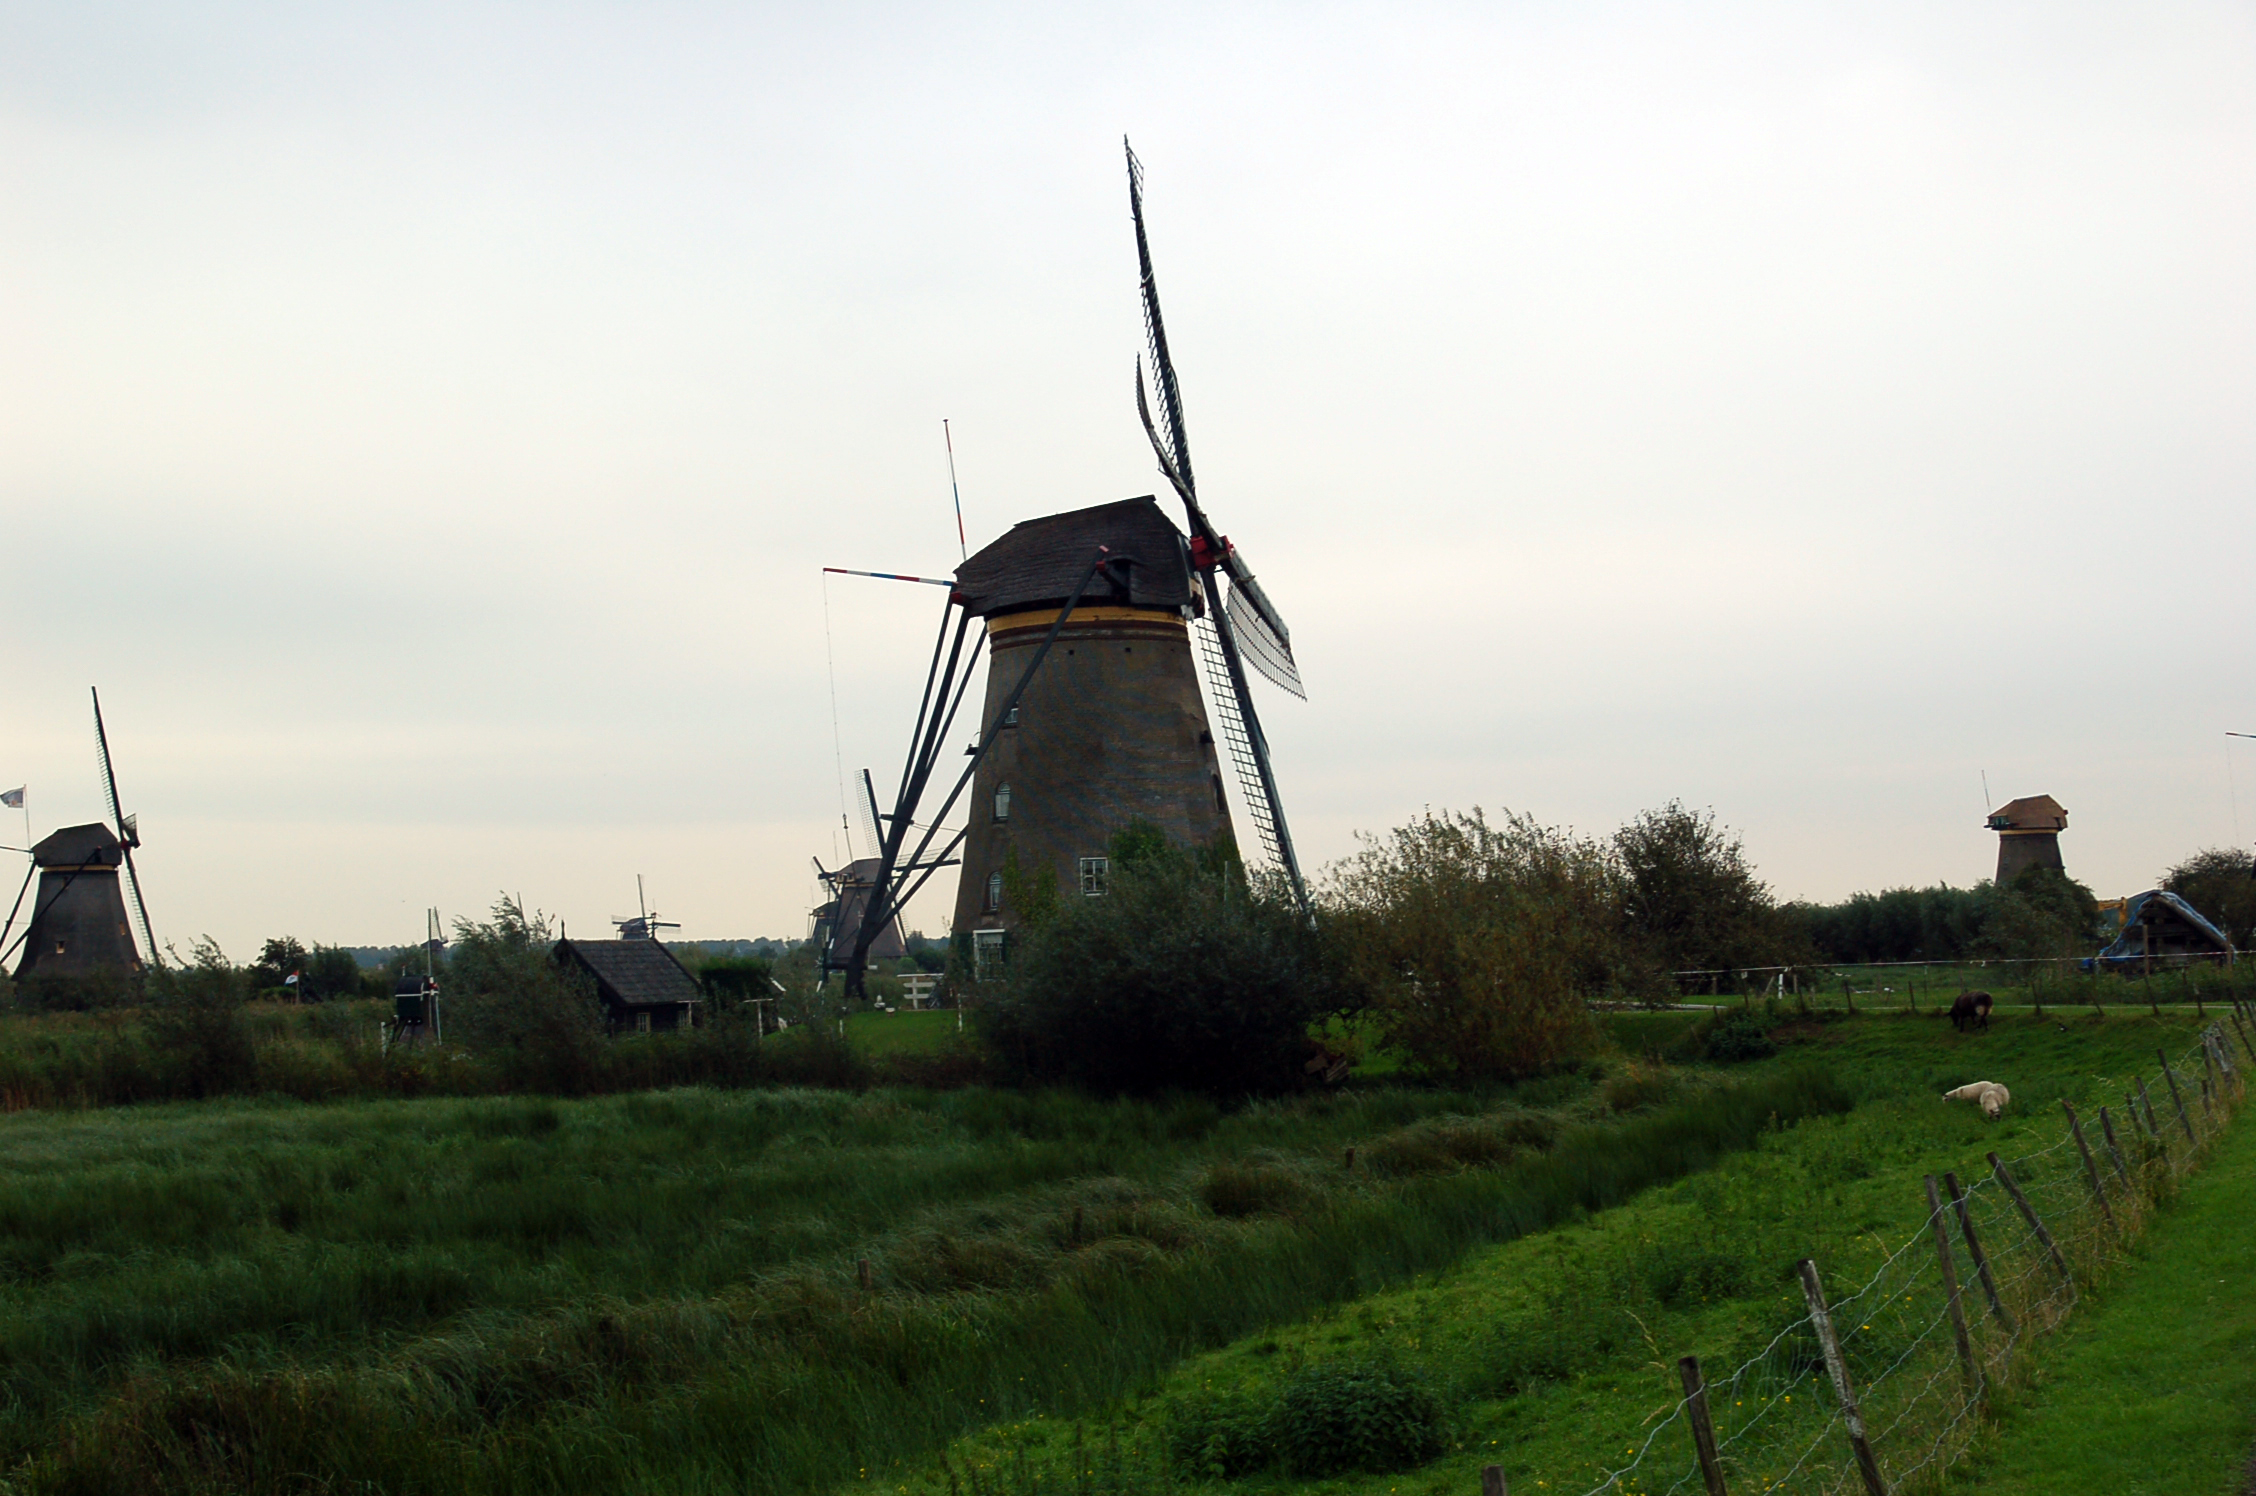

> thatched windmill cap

[
  {"left": 1986, "top": 795, "right": 2067, "bottom": 832},
  {"left": 953, "top": 496, "right": 1194, "bottom": 619},
  {"left": 31, "top": 823, "right": 124, "bottom": 869}
]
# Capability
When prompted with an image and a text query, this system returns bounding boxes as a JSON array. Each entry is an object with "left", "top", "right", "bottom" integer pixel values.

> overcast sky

[{"left": 3, "top": 2, "right": 2251, "bottom": 958}]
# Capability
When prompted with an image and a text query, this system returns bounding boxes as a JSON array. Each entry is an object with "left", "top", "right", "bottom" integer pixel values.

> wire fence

[
  {"left": 1668, "top": 952, "right": 2253, "bottom": 1018},
  {"left": 1563, "top": 1002, "right": 2255, "bottom": 1496}
]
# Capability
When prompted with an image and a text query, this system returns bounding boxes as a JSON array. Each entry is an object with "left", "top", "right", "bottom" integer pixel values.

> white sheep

[{"left": 1943, "top": 1081, "right": 2012, "bottom": 1120}]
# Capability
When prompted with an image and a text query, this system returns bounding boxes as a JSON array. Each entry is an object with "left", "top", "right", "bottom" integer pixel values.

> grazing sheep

[
  {"left": 1943, "top": 1081, "right": 2012, "bottom": 1119},
  {"left": 1949, "top": 990, "right": 1993, "bottom": 1033}
]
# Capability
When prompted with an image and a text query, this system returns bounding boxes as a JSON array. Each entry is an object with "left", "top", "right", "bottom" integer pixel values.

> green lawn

[
  {"left": 847, "top": 1006, "right": 967, "bottom": 1053},
  {"left": 1946, "top": 1091, "right": 2256, "bottom": 1495}
]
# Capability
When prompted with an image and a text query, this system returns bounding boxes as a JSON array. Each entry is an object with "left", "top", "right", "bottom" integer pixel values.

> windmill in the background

[
  {"left": 825, "top": 142, "right": 1312, "bottom": 1000},
  {"left": 612, "top": 875, "right": 681, "bottom": 942},
  {"left": 811, "top": 770, "right": 909, "bottom": 981},
  {"left": 3, "top": 689, "right": 159, "bottom": 981}
]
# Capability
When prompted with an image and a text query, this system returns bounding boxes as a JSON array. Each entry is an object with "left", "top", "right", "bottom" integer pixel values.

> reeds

[{"left": 4, "top": 1068, "right": 1846, "bottom": 1494}]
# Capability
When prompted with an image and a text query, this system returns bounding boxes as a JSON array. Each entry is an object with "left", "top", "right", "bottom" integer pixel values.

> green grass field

[{"left": 0, "top": 1004, "right": 2237, "bottom": 1495}]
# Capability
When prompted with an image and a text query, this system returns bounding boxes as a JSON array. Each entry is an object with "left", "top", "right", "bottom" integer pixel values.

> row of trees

[
  {"left": 1788, "top": 847, "right": 2255, "bottom": 965},
  {"left": 980, "top": 803, "right": 1803, "bottom": 1093}
]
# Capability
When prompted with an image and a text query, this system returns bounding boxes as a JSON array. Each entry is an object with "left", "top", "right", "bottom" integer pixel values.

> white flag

[{"left": 0, "top": 787, "right": 21, "bottom": 809}]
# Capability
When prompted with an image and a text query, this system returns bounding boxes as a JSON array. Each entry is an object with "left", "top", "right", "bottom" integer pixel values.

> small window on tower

[
  {"left": 994, "top": 783, "right": 1012, "bottom": 821},
  {"left": 1080, "top": 857, "right": 1110, "bottom": 897},
  {"left": 984, "top": 871, "right": 1003, "bottom": 911},
  {"left": 973, "top": 928, "right": 1007, "bottom": 982}
]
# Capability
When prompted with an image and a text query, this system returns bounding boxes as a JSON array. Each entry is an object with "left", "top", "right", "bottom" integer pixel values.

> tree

[
  {"left": 1325, "top": 809, "right": 1606, "bottom": 1082},
  {"left": 251, "top": 936, "right": 310, "bottom": 990},
  {"left": 978, "top": 831, "right": 1336, "bottom": 1096},
  {"left": 2161, "top": 848, "right": 2256, "bottom": 948},
  {"left": 1613, "top": 803, "right": 1805, "bottom": 976},
  {"left": 448, "top": 896, "right": 605, "bottom": 1091}
]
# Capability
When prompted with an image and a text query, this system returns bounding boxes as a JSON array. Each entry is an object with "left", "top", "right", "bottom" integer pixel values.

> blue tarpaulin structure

[{"left": 2085, "top": 889, "right": 2234, "bottom": 969}]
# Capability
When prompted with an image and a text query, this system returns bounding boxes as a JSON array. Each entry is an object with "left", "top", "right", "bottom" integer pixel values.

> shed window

[
  {"left": 984, "top": 871, "right": 1003, "bottom": 911},
  {"left": 994, "top": 783, "right": 1012, "bottom": 821},
  {"left": 636, "top": 1011, "right": 652, "bottom": 1034},
  {"left": 1079, "top": 857, "right": 1110, "bottom": 897}
]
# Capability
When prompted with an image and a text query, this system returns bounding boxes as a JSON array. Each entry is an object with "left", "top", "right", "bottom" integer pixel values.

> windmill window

[
  {"left": 1004, "top": 706, "right": 1019, "bottom": 727},
  {"left": 973, "top": 928, "right": 1007, "bottom": 981},
  {"left": 984, "top": 872, "right": 1003, "bottom": 911},
  {"left": 1079, "top": 857, "right": 1110, "bottom": 897},
  {"left": 993, "top": 783, "right": 1012, "bottom": 821},
  {"left": 1212, "top": 773, "right": 1227, "bottom": 813}
]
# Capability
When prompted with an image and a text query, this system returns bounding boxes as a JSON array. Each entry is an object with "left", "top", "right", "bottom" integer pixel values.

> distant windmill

[
  {"left": 826, "top": 142, "right": 1310, "bottom": 999},
  {"left": 612, "top": 875, "right": 681, "bottom": 942},
  {"left": 3, "top": 689, "right": 159, "bottom": 980}
]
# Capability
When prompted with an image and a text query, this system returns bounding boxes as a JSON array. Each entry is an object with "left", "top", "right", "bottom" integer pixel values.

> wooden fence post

[
  {"left": 2159, "top": 1052, "right": 2199, "bottom": 1144},
  {"left": 1678, "top": 1356, "right": 1730, "bottom": 1496},
  {"left": 1797, "top": 1260, "right": 1890, "bottom": 1496},
  {"left": 2096, "top": 1105, "right": 2130, "bottom": 1186},
  {"left": 1481, "top": 1465, "right": 1509, "bottom": 1496},
  {"left": 2210, "top": 1027, "right": 2238, "bottom": 1082},
  {"left": 2135, "top": 1077, "right": 2167, "bottom": 1156},
  {"left": 2061, "top": 1102, "right": 2116, "bottom": 1232},
  {"left": 2232, "top": 1009, "right": 2256, "bottom": 1064},
  {"left": 2197, "top": 1041, "right": 2220, "bottom": 1117},
  {"left": 1943, "top": 1171, "right": 2016, "bottom": 1334},
  {"left": 1923, "top": 1177, "right": 1982, "bottom": 1395},
  {"left": 1344, "top": 1146, "right": 1356, "bottom": 1172},
  {"left": 857, "top": 1257, "right": 873, "bottom": 1292},
  {"left": 1989, "top": 1153, "right": 2073, "bottom": 1302}
]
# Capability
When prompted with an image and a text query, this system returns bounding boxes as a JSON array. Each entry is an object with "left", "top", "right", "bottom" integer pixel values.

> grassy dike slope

[
  {"left": 1947, "top": 1097, "right": 2256, "bottom": 1496},
  {"left": 884, "top": 1011, "right": 2214, "bottom": 1495}
]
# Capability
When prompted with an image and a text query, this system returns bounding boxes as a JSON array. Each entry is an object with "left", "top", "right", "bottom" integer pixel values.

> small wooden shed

[{"left": 552, "top": 937, "right": 703, "bottom": 1033}]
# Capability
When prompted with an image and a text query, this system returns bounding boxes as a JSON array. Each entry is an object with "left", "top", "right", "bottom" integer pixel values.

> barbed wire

[{"left": 1573, "top": 1025, "right": 2244, "bottom": 1496}]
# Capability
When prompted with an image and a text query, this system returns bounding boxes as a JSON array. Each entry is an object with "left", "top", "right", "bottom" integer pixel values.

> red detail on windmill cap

[{"left": 1187, "top": 535, "right": 1229, "bottom": 570}]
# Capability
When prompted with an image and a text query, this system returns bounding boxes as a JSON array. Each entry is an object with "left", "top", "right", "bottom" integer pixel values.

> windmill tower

[
  {"left": 4, "top": 690, "right": 158, "bottom": 982},
  {"left": 1987, "top": 795, "right": 2067, "bottom": 884},
  {"left": 836, "top": 142, "right": 1310, "bottom": 996}
]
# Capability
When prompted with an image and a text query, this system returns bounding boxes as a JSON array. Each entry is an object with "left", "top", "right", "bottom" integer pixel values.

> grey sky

[{"left": 3, "top": 3, "right": 2251, "bottom": 958}]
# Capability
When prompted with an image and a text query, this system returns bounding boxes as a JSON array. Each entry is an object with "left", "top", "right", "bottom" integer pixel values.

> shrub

[
  {"left": 977, "top": 833, "right": 1337, "bottom": 1096},
  {"left": 1166, "top": 1385, "right": 1277, "bottom": 1479},
  {"left": 448, "top": 898, "right": 606, "bottom": 1093},
  {"left": 1324, "top": 809, "right": 1607, "bottom": 1081},
  {"left": 1641, "top": 1240, "right": 1758, "bottom": 1306},
  {"left": 1274, "top": 1356, "right": 1447, "bottom": 1476},
  {"left": 144, "top": 937, "right": 257, "bottom": 1097},
  {"left": 1702, "top": 1009, "right": 1778, "bottom": 1063}
]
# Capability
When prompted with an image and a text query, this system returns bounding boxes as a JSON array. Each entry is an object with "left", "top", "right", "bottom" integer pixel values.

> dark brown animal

[{"left": 1949, "top": 990, "right": 1993, "bottom": 1033}]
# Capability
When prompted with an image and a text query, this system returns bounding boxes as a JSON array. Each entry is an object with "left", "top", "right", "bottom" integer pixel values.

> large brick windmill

[
  {"left": 2, "top": 690, "right": 159, "bottom": 982},
  {"left": 834, "top": 142, "right": 1310, "bottom": 996}
]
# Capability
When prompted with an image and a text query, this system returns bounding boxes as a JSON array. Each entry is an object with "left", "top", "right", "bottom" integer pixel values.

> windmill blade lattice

[
  {"left": 1193, "top": 615, "right": 1285, "bottom": 868},
  {"left": 1224, "top": 574, "right": 1303, "bottom": 699}
]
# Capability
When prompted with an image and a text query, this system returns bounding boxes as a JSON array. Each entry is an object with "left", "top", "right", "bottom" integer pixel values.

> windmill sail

[
  {"left": 1124, "top": 139, "right": 1307, "bottom": 910},
  {"left": 91, "top": 688, "right": 158, "bottom": 967}
]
